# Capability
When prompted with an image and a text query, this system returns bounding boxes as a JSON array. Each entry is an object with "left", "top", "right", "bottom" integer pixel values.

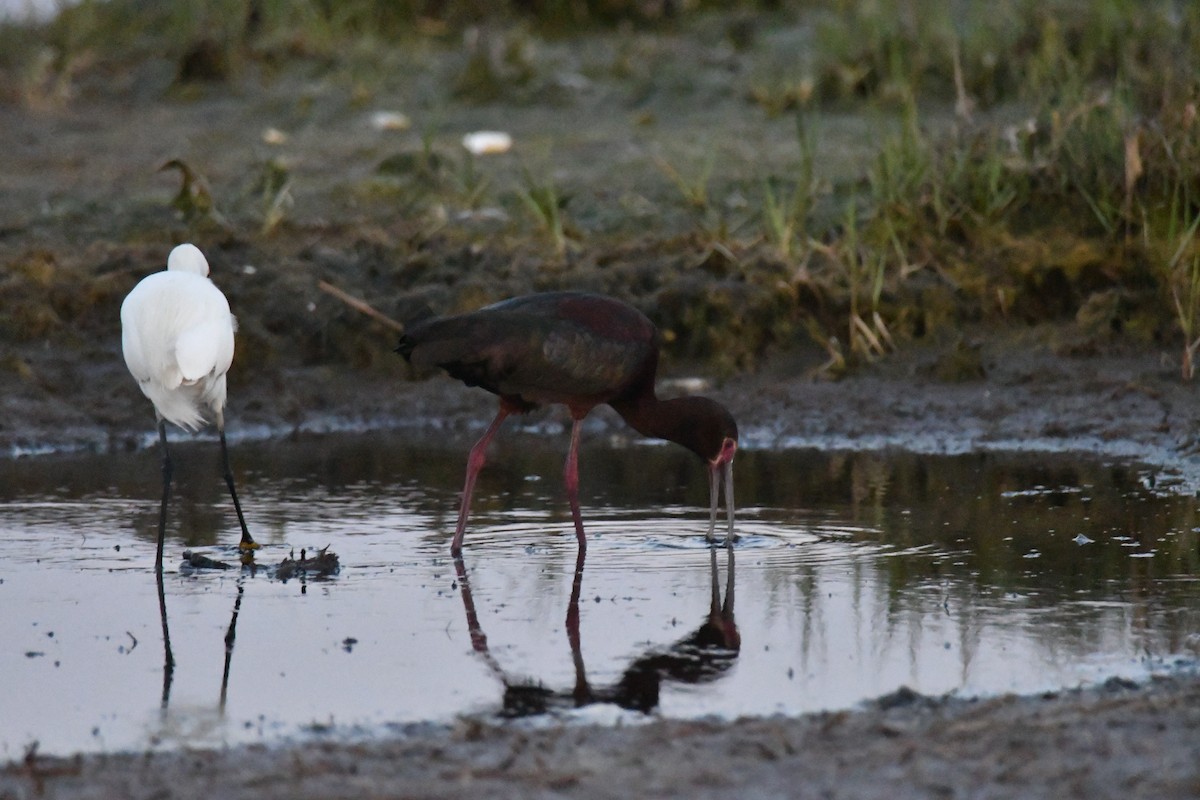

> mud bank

[
  {"left": 8, "top": 324, "right": 1200, "bottom": 485},
  {"left": 4, "top": 673, "right": 1198, "bottom": 800}
]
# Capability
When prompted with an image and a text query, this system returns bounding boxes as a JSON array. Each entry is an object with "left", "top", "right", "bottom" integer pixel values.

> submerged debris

[
  {"left": 180, "top": 550, "right": 232, "bottom": 571},
  {"left": 276, "top": 546, "right": 340, "bottom": 582},
  {"left": 875, "top": 685, "right": 936, "bottom": 711}
]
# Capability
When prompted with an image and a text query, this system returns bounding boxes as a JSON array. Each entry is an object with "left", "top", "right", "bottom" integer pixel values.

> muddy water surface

[{"left": 2, "top": 431, "right": 1198, "bottom": 758}]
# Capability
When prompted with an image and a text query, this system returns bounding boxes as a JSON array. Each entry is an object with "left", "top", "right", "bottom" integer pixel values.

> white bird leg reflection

[
  {"left": 155, "top": 560, "right": 175, "bottom": 709},
  {"left": 153, "top": 564, "right": 250, "bottom": 715},
  {"left": 219, "top": 574, "right": 247, "bottom": 712}
]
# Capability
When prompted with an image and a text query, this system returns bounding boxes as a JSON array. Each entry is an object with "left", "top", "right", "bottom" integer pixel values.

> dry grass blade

[
  {"left": 317, "top": 280, "right": 405, "bottom": 332},
  {"left": 851, "top": 314, "right": 886, "bottom": 358}
]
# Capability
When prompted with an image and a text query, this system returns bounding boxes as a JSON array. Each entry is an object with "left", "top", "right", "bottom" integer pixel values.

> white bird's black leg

[
  {"left": 216, "top": 415, "right": 257, "bottom": 551},
  {"left": 153, "top": 417, "right": 176, "bottom": 704},
  {"left": 155, "top": 418, "right": 173, "bottom": 574}
]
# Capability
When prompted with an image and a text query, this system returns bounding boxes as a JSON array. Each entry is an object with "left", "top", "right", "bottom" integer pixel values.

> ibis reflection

[{"left": 455, "top": 544, "right": 739, "bottom": 718}]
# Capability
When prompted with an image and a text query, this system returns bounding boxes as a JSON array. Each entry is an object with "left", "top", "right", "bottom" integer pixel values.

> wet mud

[{"left": 5, "top": 674, "right": 1198, "bottom": 800}]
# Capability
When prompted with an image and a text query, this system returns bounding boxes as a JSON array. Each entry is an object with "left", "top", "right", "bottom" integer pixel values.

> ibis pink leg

[
  {"left": 706, "top": 465, "right": 720, "bottom": 543},
  {"left": 723, "top": 459, "right": 736, "bottom": 548},
  {"left": 705, "top": 460, "right": 737, "bottom": 549},
  {"left": 452, "top": 406, "right": 511, "bottom": 555},
  {"left": 563, "top": 415, "right": 587, "bottom": 554}
]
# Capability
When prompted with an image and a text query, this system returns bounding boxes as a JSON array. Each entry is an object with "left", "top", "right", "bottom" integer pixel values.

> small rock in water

[
  {"left": 875, "top": 685, "right": 929, "bottom": 710},
  {"left": 1103, "top": 676, "right": 1139, "bottom": 692}
]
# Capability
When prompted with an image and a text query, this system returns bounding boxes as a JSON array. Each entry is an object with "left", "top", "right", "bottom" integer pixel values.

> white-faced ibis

[
  {"left": 396, "top": 291, "right": 738, "bottom": 555},
  {"left": 120, "top": 243, "right": 258, "bottom": 571}
]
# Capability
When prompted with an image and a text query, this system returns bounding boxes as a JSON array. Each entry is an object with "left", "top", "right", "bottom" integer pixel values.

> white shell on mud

[
  {"left": 371, "top": 111, "right": 411, "bottom": 131},
  {"left": 462, "top": 131, "right": 513, "bottom": 155}
]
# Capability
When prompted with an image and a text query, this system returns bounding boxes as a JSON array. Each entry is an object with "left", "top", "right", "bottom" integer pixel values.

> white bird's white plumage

[{"left": 121, "top": 244, "right": 238, "bottom": 432}]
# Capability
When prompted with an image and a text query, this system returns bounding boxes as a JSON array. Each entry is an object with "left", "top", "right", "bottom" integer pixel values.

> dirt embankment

[{"left": 4, "top": 674, "right": 1198, "bottom": 800}]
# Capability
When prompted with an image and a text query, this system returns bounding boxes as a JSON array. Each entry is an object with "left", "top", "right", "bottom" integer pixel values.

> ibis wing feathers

[
  {"left": 406, "top": 316, "right": 549, "bottom": 394},
  {"left": 404, "top": 302, "right": 655, "bottom": 407},
  {"left": 513, "top": 326, "right": 650, "bottom": 400}
]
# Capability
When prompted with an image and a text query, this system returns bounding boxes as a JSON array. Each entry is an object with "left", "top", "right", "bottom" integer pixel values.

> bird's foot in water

[{"left": 238, "top": 537, "right": 260, "bottom": 552}]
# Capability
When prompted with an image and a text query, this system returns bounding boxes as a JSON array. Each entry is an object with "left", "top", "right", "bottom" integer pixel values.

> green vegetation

[
  {"left": 515, "top": 168, "right": 573, "bottom": 255},
  {"left": 3, "top": 0, "right": 1200, "bottom": 379},
  {"left": 761, "top": 115, "right": 817, "bottom": 260}
]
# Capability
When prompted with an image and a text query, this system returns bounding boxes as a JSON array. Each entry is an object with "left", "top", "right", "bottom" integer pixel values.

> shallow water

[{"left": 1, "top": 431, "right": 1198, "bottom": 758}]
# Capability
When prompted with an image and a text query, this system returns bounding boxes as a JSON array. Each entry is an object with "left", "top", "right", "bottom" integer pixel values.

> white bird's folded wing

[{"left": 175, "top": 317, "right": 235, "bottom": 382}]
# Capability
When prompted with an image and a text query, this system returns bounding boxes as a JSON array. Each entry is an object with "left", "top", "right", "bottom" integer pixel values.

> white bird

[{"left": 121, "top": 243, "right": 258, "bottom": 570}]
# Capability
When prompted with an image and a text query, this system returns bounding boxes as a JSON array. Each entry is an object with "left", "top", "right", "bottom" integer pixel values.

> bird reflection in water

[
  {"left": 155, "top": 566, "right": 175, "bottom": 708},
  {"left": 154, "top": 548, "right": 334, "bottom": 711},
  {"left": 454, "top": 545, "right": 738, "bottom": 718},
  {"left": 218, "top": 574, "right": 247, "bottom": 711}
]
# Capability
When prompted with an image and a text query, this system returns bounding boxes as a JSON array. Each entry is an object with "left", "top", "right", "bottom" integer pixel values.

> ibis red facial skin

[
  {"left": 121, "top": 244, "right": 258, "bottom": 572},
  {"left": 396, "top": 292, "right": 738, "bottom": 556}
]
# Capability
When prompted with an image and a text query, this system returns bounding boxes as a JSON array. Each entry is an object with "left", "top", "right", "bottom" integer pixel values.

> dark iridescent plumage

[{"left": 398, "top": 292, "right": 737, "bottom": 555}]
